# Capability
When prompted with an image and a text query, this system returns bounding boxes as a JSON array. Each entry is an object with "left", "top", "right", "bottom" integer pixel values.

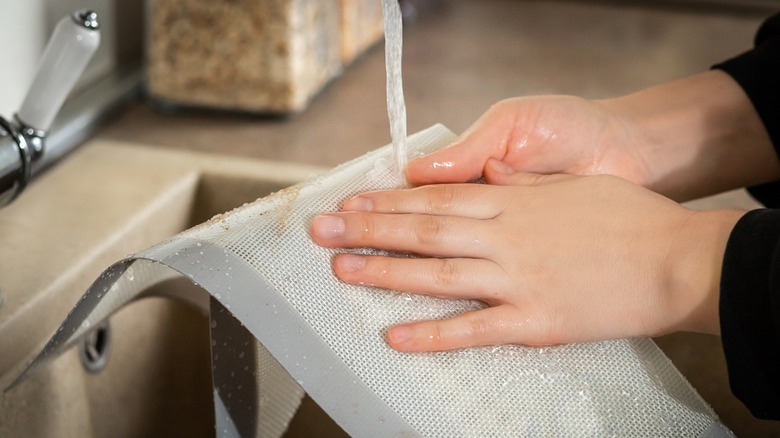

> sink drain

[{"left": 79, "top": 321, "right": 112, "bottom": 373}]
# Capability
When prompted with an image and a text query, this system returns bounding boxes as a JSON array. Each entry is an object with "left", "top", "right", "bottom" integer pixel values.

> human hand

[
  {"left": 311, "top": 161, "right": 743, "bottom": 352},
  {"left": 406, "top": 95, "right": 652, "bottom": 188},
  {"left": 410, "top": 71, "right": 780, "bottom": 201}
]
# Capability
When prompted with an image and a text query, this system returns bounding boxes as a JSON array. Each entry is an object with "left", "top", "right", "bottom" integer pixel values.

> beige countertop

[{"left": 98, "top": 0, "right": 763, "bottom": 167}]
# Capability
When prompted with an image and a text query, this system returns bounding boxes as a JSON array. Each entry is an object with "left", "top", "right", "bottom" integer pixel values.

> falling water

[{"left": 382, "top": 0, "right": 408, "bottom": 186}]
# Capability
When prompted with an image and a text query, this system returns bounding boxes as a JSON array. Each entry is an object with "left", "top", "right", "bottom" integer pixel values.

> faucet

[{"left": 0, "top": 10, "right": 100, "bottom": 208}]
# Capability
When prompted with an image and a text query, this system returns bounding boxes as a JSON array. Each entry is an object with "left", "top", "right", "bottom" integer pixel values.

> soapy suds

[{"left": 382, "top": 0, "right": 408, "bottom": 186}]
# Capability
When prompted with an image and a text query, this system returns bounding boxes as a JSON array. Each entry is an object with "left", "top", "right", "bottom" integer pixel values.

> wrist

[
  {"left": 662, "top": 208, "right": 746, "bottom": 335},
  {"left": 598, "top": 74, "right": 714, "bottom": 200},
  {"left": 600, "top": 71, "right": 779, "bottom": 201}
]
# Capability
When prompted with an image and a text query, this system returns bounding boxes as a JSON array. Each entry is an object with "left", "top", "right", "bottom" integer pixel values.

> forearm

[{"left": 600, "top": 70, "right": 780, "bottom": 202}]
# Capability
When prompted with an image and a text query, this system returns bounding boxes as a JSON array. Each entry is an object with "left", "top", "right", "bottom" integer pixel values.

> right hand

[
  {"left": 407, "top": 95, "right": 653, "bottom": 187},
  {"left": 312, "top": 167, "right": 743, "bottom": 351},
  {"left": 409, "top": 71, "right": 780, "bottom": 201}
]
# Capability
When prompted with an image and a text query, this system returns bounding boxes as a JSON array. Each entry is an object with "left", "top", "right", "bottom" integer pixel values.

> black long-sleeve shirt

[{"left": 713, "top": 13, "right": 780, "bottom": 420}]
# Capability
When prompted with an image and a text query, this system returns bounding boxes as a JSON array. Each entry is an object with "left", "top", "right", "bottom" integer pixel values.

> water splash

[{"left": 382, "top": 0, "right": 408, "bottom": 186}]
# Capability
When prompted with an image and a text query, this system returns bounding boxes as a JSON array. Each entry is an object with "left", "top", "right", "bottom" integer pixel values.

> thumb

[
  {"left": 484, "top": 159, "right": 572, "bottom": 186},
  {"left": 406, "top": 101, "right": 517, "bottom": 185}
]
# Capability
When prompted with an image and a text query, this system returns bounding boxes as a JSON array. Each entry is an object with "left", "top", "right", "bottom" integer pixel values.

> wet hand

[
  {"left": 406, "top": 96, "right": 652, "bottom": 187},
  {"left": 409, "top": 72, "right": 780, "bottom": 201},
  {"left": 311, "top": 162, "right": 742, "bottom": 352}
]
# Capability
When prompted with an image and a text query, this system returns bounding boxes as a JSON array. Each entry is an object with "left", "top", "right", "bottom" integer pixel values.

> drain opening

[{"left": 79, "top": 321, "right": 112, "bottom": 373}]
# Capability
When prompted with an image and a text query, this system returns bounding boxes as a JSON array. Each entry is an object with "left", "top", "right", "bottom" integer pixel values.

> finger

[
  {"left": 333, "top": 254, "right": 507, "bottom": 302},
  {"left": 406, "top": 101, "right": 517, "bottom": 185},
  {"left": 386, "top": 305, "right": 548, "bottom": 352},
  {"left": 342, "top": 184, "right": 506, "bottom": 219},
  {"left": 483, "top": 159, "right": 574, "bottom": 186},
  {"left": 311, "top": 212, "right": 493, "bottom": 258}
]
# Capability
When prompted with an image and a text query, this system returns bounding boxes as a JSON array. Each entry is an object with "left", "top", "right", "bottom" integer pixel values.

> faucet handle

[{"left": 16, "top": 10, "right": 100, "bottom": 133}]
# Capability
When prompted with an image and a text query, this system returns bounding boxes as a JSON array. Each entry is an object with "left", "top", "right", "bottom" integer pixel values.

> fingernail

[
  {"left": 388, "top": 325, "right": 414, "bottom": 344},
  {"left": 336, "top": 253, "right": 365, "bottom": 273},
  {"left": 343, "top": 196, "right": 372, "bottom": 212},
  {"left": 487, "top": 159, "right": 513, "bottom": 175},
  {"left": 312, "top": 215, "right": 345, "bottom": 240}
]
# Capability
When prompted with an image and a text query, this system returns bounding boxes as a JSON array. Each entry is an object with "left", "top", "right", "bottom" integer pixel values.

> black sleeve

[
  {"left": 720, "top": 210, "right": 780, "bottom": 420},
  {"left": 713, "top": 14, "right": 780, "bottom": 420},
  {"left": 714, "top": 13, "right": 780, "bottom": 207}
]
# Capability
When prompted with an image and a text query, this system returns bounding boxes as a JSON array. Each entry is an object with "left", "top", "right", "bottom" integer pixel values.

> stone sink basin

[
  {"left": 0, "top": 140, "right": 342, "bottom": 437},
  {"left": 0, "top": 137, "right": 775, "bottom": 436}
]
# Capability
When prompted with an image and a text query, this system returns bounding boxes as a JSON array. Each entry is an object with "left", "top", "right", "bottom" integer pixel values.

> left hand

[{"left": 310, "top": 160, "right": 742, "bottom": 352}]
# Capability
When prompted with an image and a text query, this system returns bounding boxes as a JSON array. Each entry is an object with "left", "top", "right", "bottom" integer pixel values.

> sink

[
  {"left": 1, "top": 137, "right": 776, "bottom": 436},
  {"left": 0, "top": 140, "right": 345, "bottom": 437}
]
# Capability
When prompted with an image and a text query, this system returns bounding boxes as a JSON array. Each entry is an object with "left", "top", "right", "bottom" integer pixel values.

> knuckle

[
  {"left": 431, "top": 184, "right": 458, "bottom": 211},
  {"left": 427, "top": 185, "right": 458, "bottom": 213},
  {"left": 466, "top": 314, "right": 493, "bottom": 340},
  {"left": 415, "top": 215, "right": 444, "bottom": 246},
  {"left": 431, "top": 324, "right": 444, "bottom": 345},
  {"left": 432, "top": 259, "right": 458, "bottom": 289},
  {"left": 353, "top": 213, "right": 378, "bottom": 243}
]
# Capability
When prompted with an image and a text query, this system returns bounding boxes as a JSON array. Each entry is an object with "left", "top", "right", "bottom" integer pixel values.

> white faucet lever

[{"left": 17, "top": 10, "right": 100, "bottom": 133}]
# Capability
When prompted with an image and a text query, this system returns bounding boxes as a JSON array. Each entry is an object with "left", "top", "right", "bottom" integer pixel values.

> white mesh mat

[{"left": 12, "top": 125, "right": 731, "bottom": 437}]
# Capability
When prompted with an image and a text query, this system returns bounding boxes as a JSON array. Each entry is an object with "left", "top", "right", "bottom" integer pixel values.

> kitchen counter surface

[{"left": 98, "top": 0, "right": 763, "bottom": 168}]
